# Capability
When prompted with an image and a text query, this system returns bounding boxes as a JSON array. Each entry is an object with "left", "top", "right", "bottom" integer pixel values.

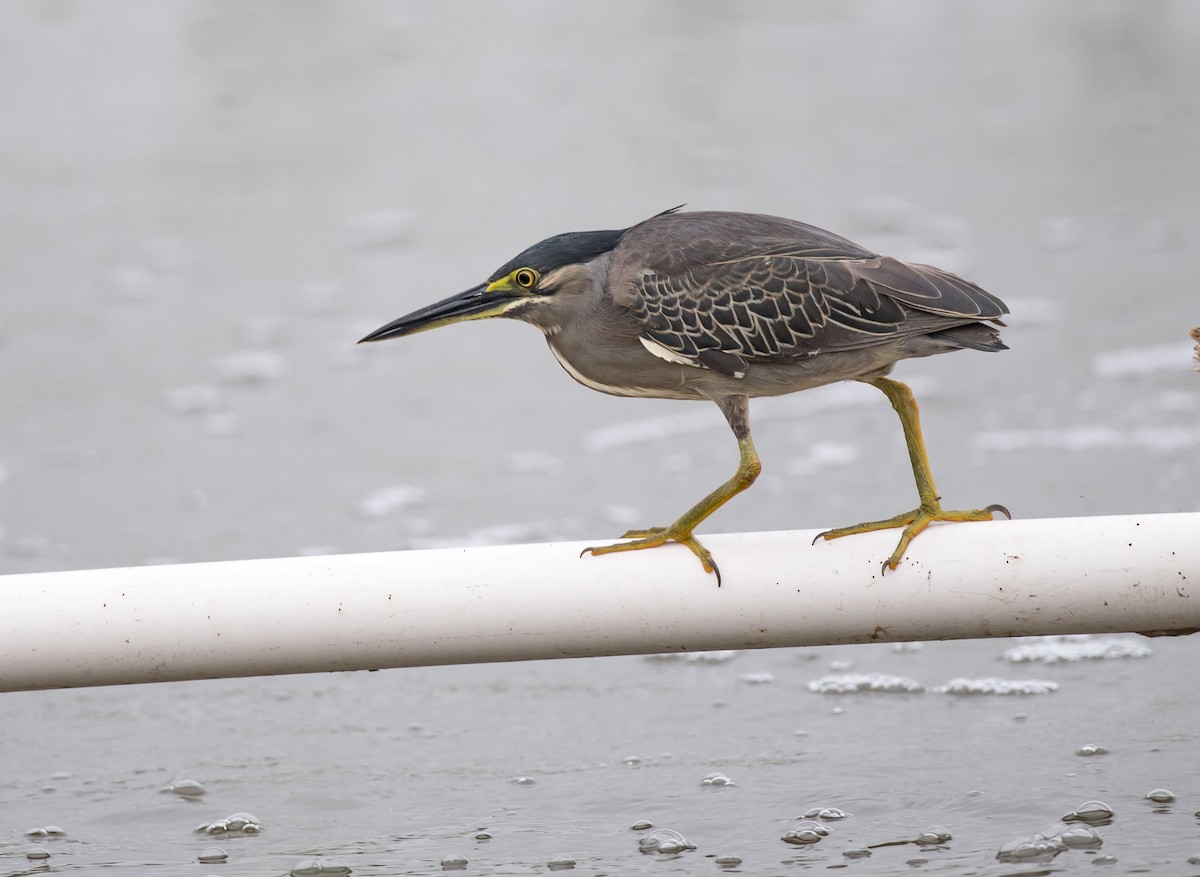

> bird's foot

[
  {"left": 816, "top": 502, "right": 1010, "bottom": 573},
  {"left": 583, "top": 525, "right": 722, "bottom": 585}
]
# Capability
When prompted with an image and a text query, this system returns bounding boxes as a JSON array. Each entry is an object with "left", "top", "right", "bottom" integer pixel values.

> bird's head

[{"left": 358, "top": 227, "right": 626, "bottom": 343}]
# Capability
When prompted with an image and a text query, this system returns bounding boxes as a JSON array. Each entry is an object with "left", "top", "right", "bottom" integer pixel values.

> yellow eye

[{"left": 513, "top": 268, "right": 539, "bottom": 289}]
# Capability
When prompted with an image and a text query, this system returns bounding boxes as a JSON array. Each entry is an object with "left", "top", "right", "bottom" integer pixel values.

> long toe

[
  {"left": 583, "top": 526, "right": 720, "bottom": 584},
  {"left": 819, "top": 502, "right": 1009, "bottom": 572}
]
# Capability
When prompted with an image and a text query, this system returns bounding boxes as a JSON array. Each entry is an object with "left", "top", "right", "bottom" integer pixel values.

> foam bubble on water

[
  {"left": 1063, "top": 800, "right": 1114, "bottom": 825},
  {"left": 354, "top": 484, "right": 428, "bottom": 518},
  {"left": 1144, "top": 788, "right": 1175, "bottom": 803},
  {"left": 807, "top": 673, "right": 923, "bottom": 694},
  {"left": 1059, "top": 825, "right": 1103, "bottom": 849},
  {"left": 1003, "top": 635, "right": 1152, "bottom": 664},
  {"left": 932, "top": 677, "right": 1058, "bottom": 695},
  {"left": 714, "top": 854, "right": 743, "bottom": 866},
  {"left": 781, "top": 820, "right": 831, "bottom": 845},
  {"left": 547, "top": 854, "right": 576, "bottom": 870},
  {"left": 439, "top": 854, "right": 468, "bottom": 870},
  {"left": 700, "top": 771, "right": 735, "bottom": 786},
  {"left": 1095, "top": 343, "right": 1196, "bottom": 378},
  {"left": 738, "top": 671, "right": 775, "bottom": 685},
  {"left": 644, "top": 650, "right": 741, "bottom": 664},
  {"left": 630, "top": 820, "right": 653, "bottom": 831},
  {"left": 803, "top": 807, "right": 850, "bottom": 820},
  {"left": 638, "top": 828, "right": 696, "bottom": 854},
  {"left": 24, "top": 827, "right": 65, "bottom": 837},
  {"left": 915, "top": 825, "right": 952, "bottom": 845},
  {"left": 196, "top": 812, "right": 263, "bottom": 834},
  {"left": 509, "top": 776, "right": 536, "bottom": 785},
  {"left": 290, "top": 856, "right": 351, "bottom": 876},
  {"left": 1075, "top": 743, "right": 1109, "bottom": 757},
  {"left": 996, "top": 835, "right": 1066, "bottom": 864},
  {"left": 166, "top": 779, "right": 205, "bottom": 797},
  {"left": 197, "top": 848, "right": 228, "bottom": 863},
  {"left": 26, "top": 848, "right": 50, "bottom": 861}
]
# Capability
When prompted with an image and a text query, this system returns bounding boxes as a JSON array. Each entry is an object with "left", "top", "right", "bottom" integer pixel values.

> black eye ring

[{"left": 514, "top": 268, "right": 538, "bottom": 289}]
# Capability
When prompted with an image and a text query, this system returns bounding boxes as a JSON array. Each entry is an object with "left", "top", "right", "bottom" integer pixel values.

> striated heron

[{"left": 360, "top": 208, "right": 1010, "bottom": 584}]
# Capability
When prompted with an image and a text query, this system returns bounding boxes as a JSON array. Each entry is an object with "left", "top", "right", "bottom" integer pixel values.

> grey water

[{"left": 2, "top": 2, "right": 1199, "bottom": 874}]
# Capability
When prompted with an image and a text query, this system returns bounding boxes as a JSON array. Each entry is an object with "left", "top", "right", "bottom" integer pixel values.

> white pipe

[{"left": 1, "top": 513, "right": 1197, "bottom": 693}]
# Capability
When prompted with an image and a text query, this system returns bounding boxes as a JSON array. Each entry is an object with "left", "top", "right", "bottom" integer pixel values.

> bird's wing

[{"left": 629, "top": 251, "right": 1007, "bottom": 377}]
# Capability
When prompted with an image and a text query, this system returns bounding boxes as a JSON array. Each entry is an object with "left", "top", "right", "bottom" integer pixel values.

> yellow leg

[
  {"left": 817, "top": 376, "right": 1009, "bottom": 572},
  {"left": 583, "top": 434, "right": 761, "bottom": 586}
]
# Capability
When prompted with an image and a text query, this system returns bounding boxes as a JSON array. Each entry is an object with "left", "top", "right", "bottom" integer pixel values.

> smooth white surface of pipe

[{"left": 2, "top": 513, "right": 1197, "bottom": 692}]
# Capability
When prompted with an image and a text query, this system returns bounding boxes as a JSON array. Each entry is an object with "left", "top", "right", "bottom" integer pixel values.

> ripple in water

[{"left": 638, "top": 828, "right": 696, "bottom": 854}]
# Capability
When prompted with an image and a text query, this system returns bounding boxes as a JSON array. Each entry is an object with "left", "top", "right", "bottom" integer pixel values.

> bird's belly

[
  {"left": 544, "top": 335, "right": 904, "bottom": 401},
  {"left": 545, "top": 337, "right": 703, "bottom": 400}
]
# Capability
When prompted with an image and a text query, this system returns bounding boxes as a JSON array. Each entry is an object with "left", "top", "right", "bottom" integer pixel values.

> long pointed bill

[{"left": 358, "top": 282, "right": 524, "bottom": 343}]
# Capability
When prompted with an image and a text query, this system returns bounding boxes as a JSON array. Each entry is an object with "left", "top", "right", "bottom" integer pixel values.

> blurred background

[{"left": 1, "top": 2, "right": 1197, "bottom": 874}]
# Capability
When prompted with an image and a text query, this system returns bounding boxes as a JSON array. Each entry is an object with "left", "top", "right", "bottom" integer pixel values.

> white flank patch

[{"left": 639, "top": 335, "right": 701, "bottom": 368}]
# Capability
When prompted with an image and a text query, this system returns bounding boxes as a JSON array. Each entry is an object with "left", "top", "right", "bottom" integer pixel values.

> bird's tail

[{"left": 928, "top": 322, "right": 1008, "bottom": 352}]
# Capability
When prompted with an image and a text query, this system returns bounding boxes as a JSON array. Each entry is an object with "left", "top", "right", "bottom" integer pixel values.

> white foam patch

[
  {"left": 355, "top": 484, "right": 429, "bottom": 518},
  {"left": 1002, "top": 635, "right": 1152, "bottom": 663},
  {"left": 786, "top": 442, "right": 859, "bottom": 477},
  {"left": 1093, "top": 342, "right": 1195, "bottom": 378},
  {"left": 807, "top": 672, "right": 923, "bottom": 694},
  {"left": 932, "top": 677, "right": 1058, "bottom": 695}
]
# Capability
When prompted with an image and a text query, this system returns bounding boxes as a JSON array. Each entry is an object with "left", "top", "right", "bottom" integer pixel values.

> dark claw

[
  {"left": 986, "top": 503, "right": 1012, "bottom": 520},
  {"left": 711, "top": 558, "right": 722, "bottom": 588}
]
